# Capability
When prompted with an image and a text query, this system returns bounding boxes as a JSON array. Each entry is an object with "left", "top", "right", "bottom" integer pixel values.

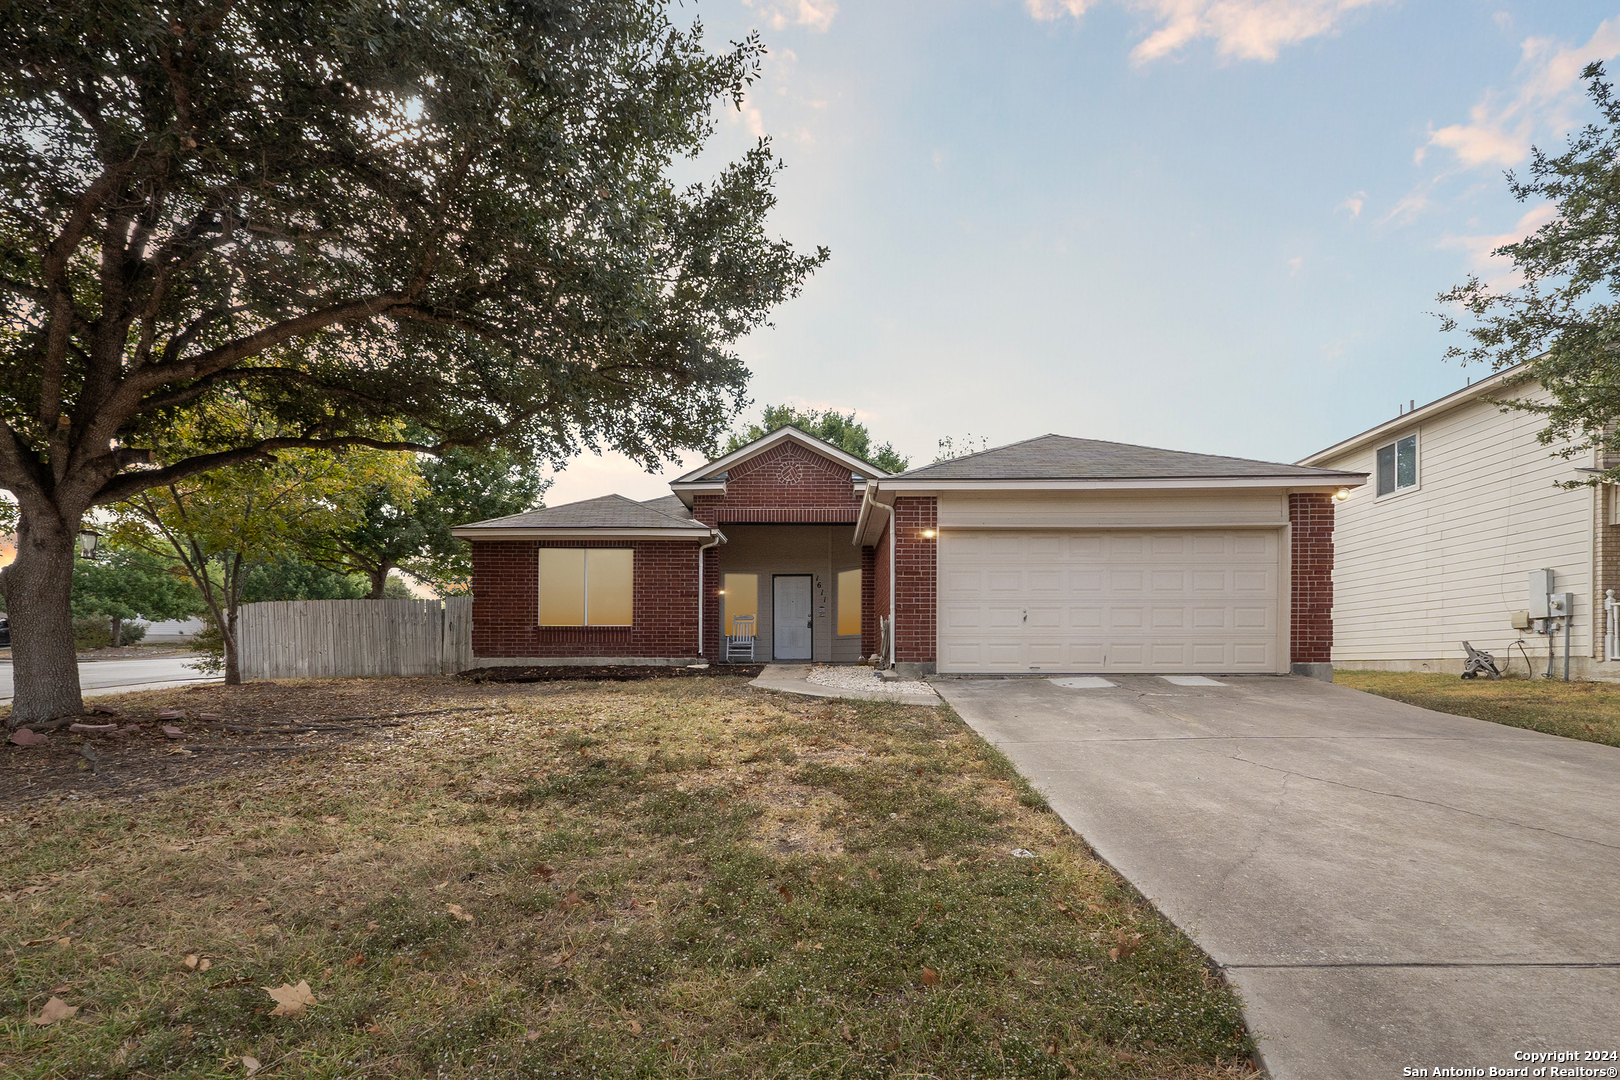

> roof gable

[
  {"left": 895, "top": 434, "right": 1362, "bottom": 482},
  {"left": 453, "top": 493, "right": 710, "bottom": 533},
  {"left": 672, "top": 425, "right": 890, "bottom": 485}
]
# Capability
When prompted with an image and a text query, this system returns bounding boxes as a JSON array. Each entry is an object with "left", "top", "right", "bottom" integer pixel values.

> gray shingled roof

[
  {"left": 895, "top": 435, "right": 1363, "bottom": 481},
  {"left": 456, "top": 493, "right": 711, "bottom": 531}
]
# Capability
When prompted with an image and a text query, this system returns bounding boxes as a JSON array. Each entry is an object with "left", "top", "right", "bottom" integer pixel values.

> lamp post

[{"left": 77, "top": 528, "right": 99, "bottom": 559}]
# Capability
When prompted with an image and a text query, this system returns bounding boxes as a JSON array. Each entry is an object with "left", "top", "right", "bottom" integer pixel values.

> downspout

[
  {"left": 697, "top": 531, "right": 725, "bottom": 660},
  {"left": 875, "top": 499, "right": 897, "bottom": 669}
]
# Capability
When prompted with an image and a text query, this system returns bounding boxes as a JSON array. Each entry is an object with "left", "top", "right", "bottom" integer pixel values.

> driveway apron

[{"left": 935, "top": 675, "right": 1620, "bottom": 1080}]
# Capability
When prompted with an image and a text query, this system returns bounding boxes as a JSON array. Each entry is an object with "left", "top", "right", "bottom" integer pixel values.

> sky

[{"left": 544, "top": 1, "right": 1620, "bottom": 505}]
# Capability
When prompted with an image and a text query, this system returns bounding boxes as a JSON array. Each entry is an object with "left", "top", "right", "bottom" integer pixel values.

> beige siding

[
  {"left": 939, "top": 491, "right": 1287, "bottom": 530},
  {"left": 1317, "top": 389, "right": 1595, "bottom": 668}
]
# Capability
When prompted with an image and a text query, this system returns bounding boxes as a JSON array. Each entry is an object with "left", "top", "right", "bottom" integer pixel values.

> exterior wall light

[
  {"left": 921, "top": 529, "right": 937, "bottom": 539},
  {"left": 1332, "top": 488, "right": 1350, "bottom": 502},
  {"left": 77, "top": 528, "right": 100, "bottom": 559}
]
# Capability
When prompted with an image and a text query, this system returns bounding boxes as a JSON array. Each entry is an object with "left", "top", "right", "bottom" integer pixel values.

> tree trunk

[
  {"left": 224, "top": 603, "right": 241, "bottom": 685},
  {"left": 110, "top": 616, "right": 123, "bottom": 648},
  {"left": 368, "top": 566, "right": 389, "bottom": 599},
  {"left": 3, "top": 506, "right": 83, "bottom": 725}
]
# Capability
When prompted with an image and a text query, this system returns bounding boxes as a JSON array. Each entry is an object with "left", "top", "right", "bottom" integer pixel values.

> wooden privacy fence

[{"left": 238, "top": 596, "right": 473, "bottom": 680}]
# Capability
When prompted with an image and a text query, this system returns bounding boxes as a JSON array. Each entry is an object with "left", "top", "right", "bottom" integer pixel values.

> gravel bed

[{"left": 806, "top": 664, "right": 938, "bottom": 699}]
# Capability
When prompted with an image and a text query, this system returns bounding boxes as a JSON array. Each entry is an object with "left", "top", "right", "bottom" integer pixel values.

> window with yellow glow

[
  {"left": 837, "top": 569, "right": 862, "bottom": 637},
  {"left": 723, "top": 573, "right": 758, "bottom": 636},
  {"left": 537, "top": 548, "right": 633, "bottom": 626}
]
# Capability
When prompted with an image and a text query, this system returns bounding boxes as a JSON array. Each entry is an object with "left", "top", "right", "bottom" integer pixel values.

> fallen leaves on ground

[
  {"left": 242, "top": 1056, "right": 262, "bottom": 1076},
  {"left": 445, "top": 903, "right": 474, "bottom": 924},
  {"left": 30, "top": 996, "right": 77, "bottom": 1025},
  {"left": 263, "top": 980, "right": 317, "bottom": 1017},
  {"left": 920, "top": 966, "right": 940, "bottom": 987}
]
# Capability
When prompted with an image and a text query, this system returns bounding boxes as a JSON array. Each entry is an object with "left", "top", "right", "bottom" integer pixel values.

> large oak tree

[{"left": 0, "top": 0, "right": 825, "bottom": 723}]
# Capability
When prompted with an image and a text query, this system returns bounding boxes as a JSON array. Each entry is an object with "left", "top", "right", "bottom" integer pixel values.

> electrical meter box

[
  {"left": 1550, "top": 592, "right": 1574, "bottom": 618},
  {"left": 1529, "top": 569, "right": 1556, "bottom": 619}
]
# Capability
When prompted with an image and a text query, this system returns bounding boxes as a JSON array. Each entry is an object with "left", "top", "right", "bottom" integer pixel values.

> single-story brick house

[{"left": 452, "top": 427, "right": 1366, "bottom": 678}]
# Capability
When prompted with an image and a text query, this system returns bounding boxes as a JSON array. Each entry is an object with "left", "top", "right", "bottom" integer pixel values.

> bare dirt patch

[{"left": 461, "top": 662, "right": 765, "bottom": 682}]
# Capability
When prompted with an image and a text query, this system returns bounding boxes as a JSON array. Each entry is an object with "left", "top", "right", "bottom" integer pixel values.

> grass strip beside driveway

[
  {"left": 1335, "top": 669, "right": 1620, "bottom": 747},
  {"left": 1, "top": 677, "right": 1254, "bottom": 1079}
]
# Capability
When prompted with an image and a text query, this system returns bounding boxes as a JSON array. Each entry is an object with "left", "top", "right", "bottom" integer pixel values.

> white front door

[{"left": 773, "top": 575, "right": 814, "bottom": 660}]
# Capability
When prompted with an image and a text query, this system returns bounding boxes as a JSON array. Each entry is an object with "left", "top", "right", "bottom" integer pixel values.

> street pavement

[
  {"left": 0, "top": 654, "right": 221, "bottom": 703},
  {"left": 935, "top": 673, "right": 1620, "bottom": 1080}
]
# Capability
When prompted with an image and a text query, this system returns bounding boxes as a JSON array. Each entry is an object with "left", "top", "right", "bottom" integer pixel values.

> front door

[{"left": 773, "top": 575, "right": 814, "bottom": 660}]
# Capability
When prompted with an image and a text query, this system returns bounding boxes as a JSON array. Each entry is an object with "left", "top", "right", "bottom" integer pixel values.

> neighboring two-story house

[{"left": 1300, "top": 364, "right": 1620, "bottom": 678}]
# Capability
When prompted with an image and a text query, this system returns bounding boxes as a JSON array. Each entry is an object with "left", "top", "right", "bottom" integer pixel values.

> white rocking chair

[{"left": 725, "top": 615, "right": 757, "bottom": 662}]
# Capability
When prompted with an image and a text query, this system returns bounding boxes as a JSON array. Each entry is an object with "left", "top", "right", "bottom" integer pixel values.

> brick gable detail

[
  {"left": 469, "top": 538, "right": 699, "bottom": 659},
  {"left": 693, "top": 441, "right": 863, "bottom": 525},
  {"left": 1289, "top": 493, "right": 1335, "bottom": 664}
]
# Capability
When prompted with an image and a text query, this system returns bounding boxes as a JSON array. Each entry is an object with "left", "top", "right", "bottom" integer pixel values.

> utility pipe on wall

[
  {"left": 875, "top": 499, "right": 896, "bottom": 669},
  {"left": 697, "top": 531, "right": 724, "bottom": 660}
]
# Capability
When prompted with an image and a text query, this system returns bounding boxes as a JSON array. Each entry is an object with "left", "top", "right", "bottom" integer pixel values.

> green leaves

[
  {"left": 0, "top": 0, "right": 826, "bottom": 507},
  {"left": 728, "top": 405, "right": 910, "bottom": 473},
  {"left": 1438, "top": 61, "right": 1620, "bottom": 475}
]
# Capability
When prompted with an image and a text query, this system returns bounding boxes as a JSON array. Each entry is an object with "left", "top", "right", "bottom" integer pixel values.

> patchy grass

[
  {"left": 1, "top": 677, "right": 1255, "bottom": 1079},
  {"left": 1336, "top": 670, "right": 1620, "bottom": 747}
]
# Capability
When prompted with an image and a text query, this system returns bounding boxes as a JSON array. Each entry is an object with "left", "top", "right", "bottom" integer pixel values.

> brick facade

[
  {"left": 892, "top": 496, "right": 938, "bottom": 664},
  {"left": 1288, "top": 493, "right": 1335, "bottom": 665},
  {"left": 469, "top": 538, "right": 700, "bottom": 659},
  {"left": 693, "top": 441, "right": 863, "bottom": 525},
  {"left": 694, "top": 441, "right": 870, "bottom": 658},
  {"left": 860, "top": 544, "right": 878, "bottom": 659},
  {"left": 873, "top": 523, "right": 892, "bottom": 659}
]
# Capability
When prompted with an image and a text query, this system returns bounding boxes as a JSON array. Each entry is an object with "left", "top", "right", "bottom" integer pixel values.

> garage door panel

[
  {"left": 1069, "top": 535, "right": 1105, "bottom": 557},
  {"left": 1151, "top": 606, "right": 1188, "bottom": 629},
  {"left": 1069, "top": 571, "right": 1104, "bottom": 592},
  {"left": 1028, "top": 571, "right": 1061, "bottom": 592},
  {"left": 989, "top": 572, "right": 1022, "bottom": 592},
  {"left": 1234, "top": 571, "right": 1270, "bottom": 592},
  {"left": 1234, "top": 606, "right": 1270, "bottom": 629},
  {"left": 937, "top": 528, "right": 1281, "bottom": 674}
]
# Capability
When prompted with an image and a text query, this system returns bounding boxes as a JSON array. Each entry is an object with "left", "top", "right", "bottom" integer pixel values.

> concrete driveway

[{"left": 936, "top": 675, "right": 1620, "bottom": 1080}]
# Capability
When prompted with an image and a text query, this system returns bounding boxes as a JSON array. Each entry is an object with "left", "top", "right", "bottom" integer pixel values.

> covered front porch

[{"left": 712, "top": 524, "right": 867, "bottom": 664}]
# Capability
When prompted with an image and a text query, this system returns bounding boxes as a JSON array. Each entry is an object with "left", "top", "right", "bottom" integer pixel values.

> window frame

[
  {"left": 1374, "top": 432, "right": 1420, "bottom": 499},
  {"left": 536, "top": 547, "right": 635, "bottom": 627}
]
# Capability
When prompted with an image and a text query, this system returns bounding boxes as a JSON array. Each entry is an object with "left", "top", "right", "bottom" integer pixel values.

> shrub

[{"left": 72, "top": 616, "right": 111, "bottom": 650}]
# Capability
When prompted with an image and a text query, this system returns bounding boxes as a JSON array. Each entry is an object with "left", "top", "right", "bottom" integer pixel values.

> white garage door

[{"left": 937, "top": 529, "right": 1282, "bottom": 674}]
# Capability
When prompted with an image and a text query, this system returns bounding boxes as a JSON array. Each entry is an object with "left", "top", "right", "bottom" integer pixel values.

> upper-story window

[{"left": 1375, "top": 434, "right": 1418, "bottom": 497}]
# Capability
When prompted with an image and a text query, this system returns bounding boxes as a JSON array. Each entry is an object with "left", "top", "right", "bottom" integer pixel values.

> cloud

[
  {"left": 1438, "top": 203, "right": 1557, "bottom": 280},
  {"left": 1338, "top": 191, "right": 1366, "bottom": 217},
  {"left": 1027, "top": 0, "right": 1093, "bottom": 18},
  {"left": 742, "top": 0, "right": 837, "bottom": 33},
  {"left": 1287, "top": 255, "right": 1304, "bottom": 276},
  {"left": 1028, "top": 0, "right": 1390, "bottom": 63},
  {"left": 1424, "top": 18, "right": 1620, "bottom": 170}
]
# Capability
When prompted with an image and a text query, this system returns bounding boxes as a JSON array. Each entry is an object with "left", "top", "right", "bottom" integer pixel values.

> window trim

[
  {"left": 537, "top": 547, "right": 634, "bottom": 627},
  {"left": 1374, "top": 431, "right": 1421, "bottom": 499}
]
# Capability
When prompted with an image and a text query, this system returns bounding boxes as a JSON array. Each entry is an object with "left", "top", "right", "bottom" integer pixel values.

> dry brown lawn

[{"left": 1, "top": 675, "right": 1256, "bottom": 1079}]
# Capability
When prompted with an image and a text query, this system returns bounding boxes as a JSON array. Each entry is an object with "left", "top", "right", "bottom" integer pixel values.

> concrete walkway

[
  {"left": 935, "top": 674, "right": 1620, "bottom": 1080},
  {"left": 749, "top": 664, "right": 941, "bottom": 706}
]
